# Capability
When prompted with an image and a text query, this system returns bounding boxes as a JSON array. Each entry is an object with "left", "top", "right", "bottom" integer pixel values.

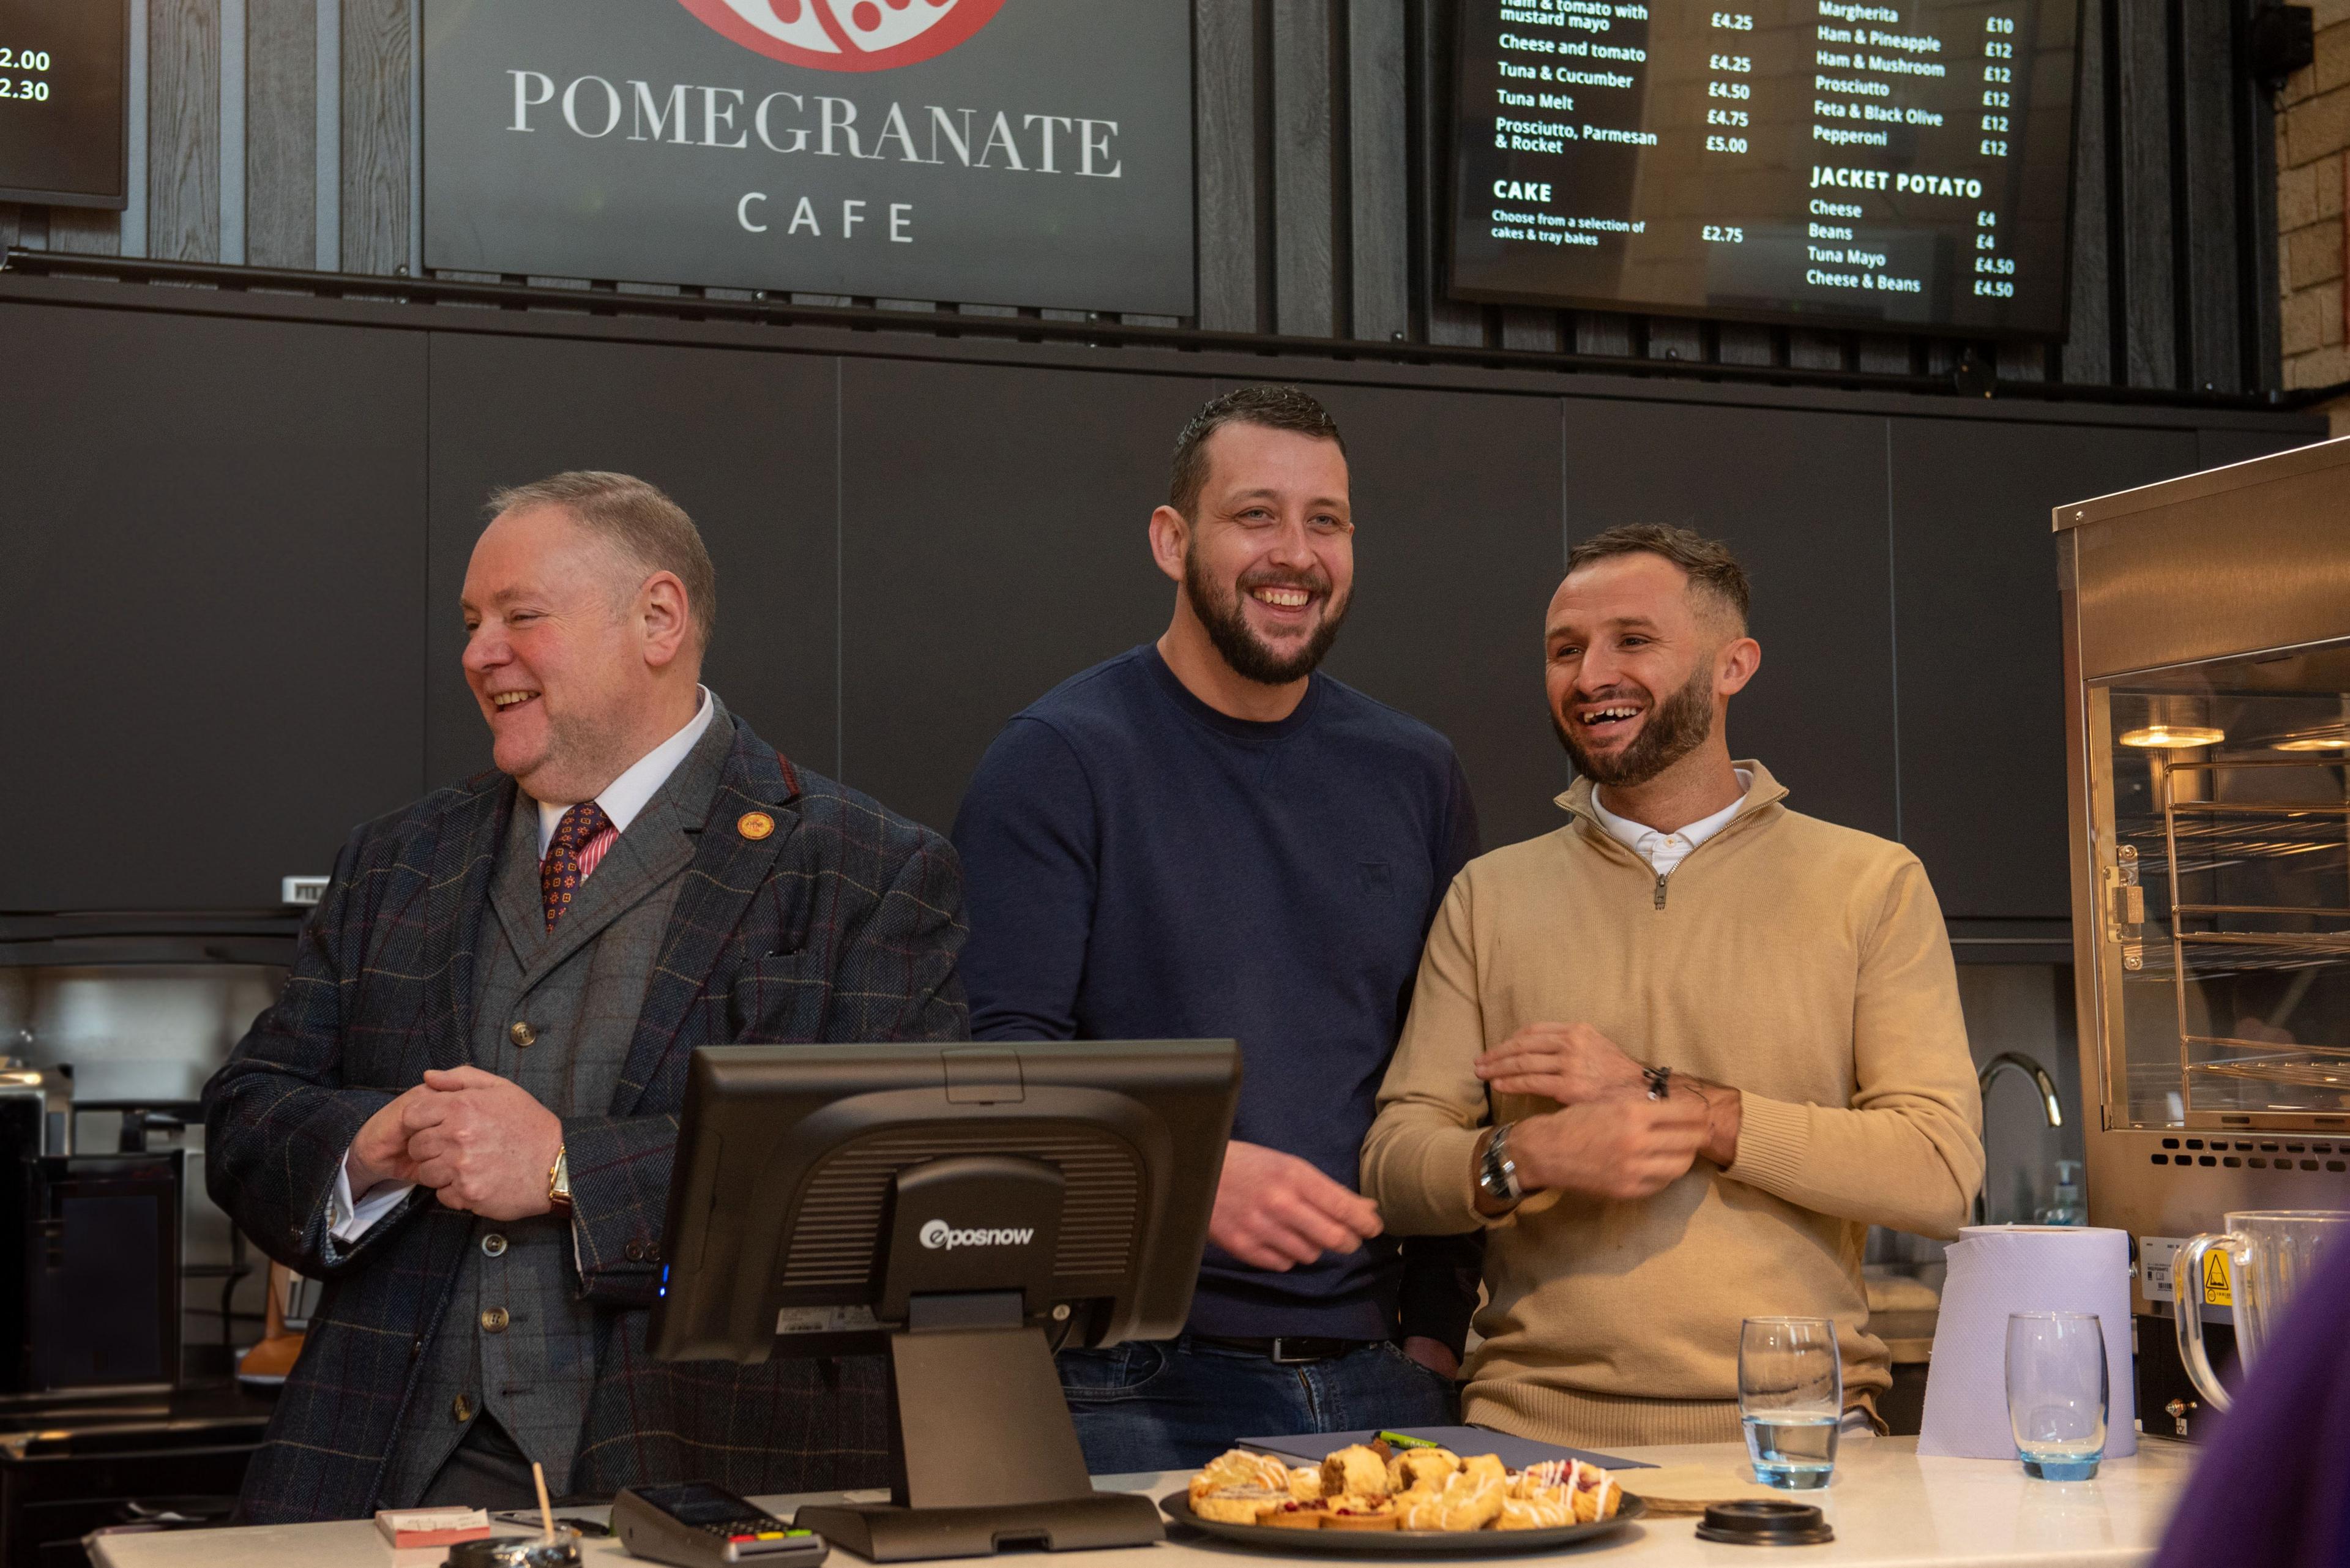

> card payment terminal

[{"left": 612, "top": 1483, "right": 830, "bottom": 1568}]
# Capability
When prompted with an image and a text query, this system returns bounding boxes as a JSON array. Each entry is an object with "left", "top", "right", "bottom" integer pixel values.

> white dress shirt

[
  {"left": 1589, "top": 767, "right": 1753, "bottom": 878},
  {"left": 329, "top": 688, "right": 718, "bottom": 1242}
]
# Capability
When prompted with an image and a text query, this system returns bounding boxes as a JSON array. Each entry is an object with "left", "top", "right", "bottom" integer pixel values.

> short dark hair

[
  {"left": 1168, "top": 385, "right": 1346, "bottom": 520},
  {"left": 487, "top": 471, "right": 717, "bottom": 650},
  {"left": 1565, "top": 523, "right": 1751, "bottom": 631}
]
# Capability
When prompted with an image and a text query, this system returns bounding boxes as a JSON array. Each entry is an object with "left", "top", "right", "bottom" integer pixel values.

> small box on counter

[{"left": 375, "top": 1507, "right": 493, "bottom": 1547}]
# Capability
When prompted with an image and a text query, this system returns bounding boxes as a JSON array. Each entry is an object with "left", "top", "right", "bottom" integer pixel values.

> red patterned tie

[{"left": 541, "top": 801, "right": 615, "bottom": 931}]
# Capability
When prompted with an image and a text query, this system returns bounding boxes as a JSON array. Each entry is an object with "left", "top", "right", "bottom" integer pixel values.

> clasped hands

[
  {"left": 1475, "top": 1023, "right": 1741, "bottom": 1203},
  {"left": 344, "top": 1066, "right": 564, "bottom": 1222}
]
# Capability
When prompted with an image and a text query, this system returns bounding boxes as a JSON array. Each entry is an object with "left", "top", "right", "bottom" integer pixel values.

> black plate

[{"left": 1158, "top": 1492, "right": 1646, "bottom": 1554}]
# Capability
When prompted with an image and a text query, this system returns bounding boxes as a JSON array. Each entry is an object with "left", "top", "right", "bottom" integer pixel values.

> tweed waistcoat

[{"left": 384, "top": 710, "right": 731, "bottom": 1504}]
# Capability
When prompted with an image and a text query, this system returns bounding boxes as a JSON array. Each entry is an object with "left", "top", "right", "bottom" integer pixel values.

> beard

[
  {"left": 1551, "top": 659, "right": 1717, "bottom": 787},
  {"left": 1182, "top": 544, "right": 1351, "bottom": 686}
]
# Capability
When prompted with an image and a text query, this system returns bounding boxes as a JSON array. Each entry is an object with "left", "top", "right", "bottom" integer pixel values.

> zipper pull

[{"left": 1654, "top": 873, "right": 1668, "bottom": 910}]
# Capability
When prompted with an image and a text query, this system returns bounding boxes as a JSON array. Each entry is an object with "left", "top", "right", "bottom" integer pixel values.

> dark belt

[{"left": 1190, "top": 1334, "right": 1381, "bottom": 1365}]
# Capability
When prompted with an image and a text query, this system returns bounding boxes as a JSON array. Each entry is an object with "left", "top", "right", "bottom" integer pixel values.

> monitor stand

[{"left": 793, "top": 1296, "right": 1164, "bottom": 1561}]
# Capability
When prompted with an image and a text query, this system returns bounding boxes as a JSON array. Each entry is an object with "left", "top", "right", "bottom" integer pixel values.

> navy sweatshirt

[{"left": 950, "top": 645, "right": 1482, "bottom": 1346}]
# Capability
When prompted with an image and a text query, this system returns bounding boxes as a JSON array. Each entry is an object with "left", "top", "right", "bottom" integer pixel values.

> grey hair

[{"left": 486, "top": 471, "right": 717, "bottom": 649}]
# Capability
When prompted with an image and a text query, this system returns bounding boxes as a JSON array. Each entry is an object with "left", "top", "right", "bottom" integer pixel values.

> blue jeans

[{"left": 1057, "top": 1335, "right": 1459, "bottom": 1475}]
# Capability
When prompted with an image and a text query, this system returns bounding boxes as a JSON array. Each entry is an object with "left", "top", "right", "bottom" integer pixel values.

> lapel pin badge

[{"left": 737, "top": 810, "right": 775, "bottom": 842}]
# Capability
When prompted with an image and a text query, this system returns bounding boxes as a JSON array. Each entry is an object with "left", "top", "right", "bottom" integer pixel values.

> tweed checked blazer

[{"left": 203, "top": 715, "right": 968, "bottom": 1523}]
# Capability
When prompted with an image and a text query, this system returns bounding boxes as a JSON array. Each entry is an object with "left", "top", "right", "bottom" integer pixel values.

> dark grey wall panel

[
  {"left": 1559, "top": 400, "right": 1901, "bottom": 842},
  {"left": 1310, "top": 384, "right": 1568, "bottom": 850},
  {"left": 422, "top": 335, "right": 839, "bottom": 786},
  {"left": 2196, "top": 426, "right": 2315, "bottom": 472},
  {"left": 1887, "top": 418, "right": 2195, "bottom": 920},
  {"left": 840, "top": 360, "right": 1212, "bottom": 834},
  {"left": 0, "top": 304, "right": 427, "bottom": 910}
]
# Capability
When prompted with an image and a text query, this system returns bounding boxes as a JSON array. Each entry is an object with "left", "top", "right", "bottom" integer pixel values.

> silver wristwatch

[{"left": 1477, "top": 1123, "right": 1525, "bottom": 1208}]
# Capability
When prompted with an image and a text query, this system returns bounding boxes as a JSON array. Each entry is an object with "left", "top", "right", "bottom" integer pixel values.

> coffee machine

[{"left": 2056, "top": 436, "right": 2350, "bottom": 1440}]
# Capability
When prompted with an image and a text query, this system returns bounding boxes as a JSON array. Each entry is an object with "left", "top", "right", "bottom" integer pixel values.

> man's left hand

[
  {"left": 1474, "top": 1022, "right": 1646, "bottom": 1107},
  {"left": 401, "top": 1066, "right": 564, "bottom": 1220},
  {"left": 1403, "top": 1336, "right": 1461, "bottom": 1380}
]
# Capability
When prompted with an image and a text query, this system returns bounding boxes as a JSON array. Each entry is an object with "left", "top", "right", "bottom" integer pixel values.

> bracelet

[
  {"left": 1643, "top": 1064, "right": 1673, "bottom": 1101},
  {"left": 1477, "top": 1124, "right": 1525, "bottom": 1209}
]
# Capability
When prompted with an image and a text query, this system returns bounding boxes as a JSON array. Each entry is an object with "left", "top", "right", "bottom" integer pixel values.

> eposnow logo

[
  {"left": 677, "top": 0, "right": 1007, "bottom": 73},
  {"left": 919, "top": 1218, "right": 1035, "bottom": 1250}
]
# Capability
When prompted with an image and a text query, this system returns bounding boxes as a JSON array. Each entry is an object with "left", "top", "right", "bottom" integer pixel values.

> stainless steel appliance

[{"left": 2056, "top": 435, "right": 2350, "bottom": 1438}]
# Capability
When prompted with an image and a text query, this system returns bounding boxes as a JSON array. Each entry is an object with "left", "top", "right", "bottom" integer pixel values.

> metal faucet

[{"left": 1974, "top": 1052, "right": 2064, "bottom": 1225}]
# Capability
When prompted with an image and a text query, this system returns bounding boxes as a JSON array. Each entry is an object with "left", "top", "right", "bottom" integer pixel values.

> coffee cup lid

[{"left": 1692, "top": 1499, "right": 1836, "bottom": 1546}]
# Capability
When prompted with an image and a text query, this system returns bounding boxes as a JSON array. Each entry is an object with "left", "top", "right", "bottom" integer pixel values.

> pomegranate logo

[{"left": 677, "top": 0, "right": 1007, "bottom": 73}]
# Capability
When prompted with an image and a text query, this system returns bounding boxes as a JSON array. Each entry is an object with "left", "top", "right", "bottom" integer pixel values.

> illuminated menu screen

[
  {"left": 1451, "top": 0, "right": 2078, "bottom": 337},
  {"left": 0, "top": 0, "right": 127, "bottom": 209}
]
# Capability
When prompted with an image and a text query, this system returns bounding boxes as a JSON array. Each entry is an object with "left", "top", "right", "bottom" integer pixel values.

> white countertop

[{"left": 86, "top": 1436, "right": 2197, "bottom": 1568}]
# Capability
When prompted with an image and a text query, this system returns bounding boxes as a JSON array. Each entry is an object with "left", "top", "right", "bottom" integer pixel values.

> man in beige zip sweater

[{"left": 1361, "top": 523, "right": 1982, "bottom": 1450}]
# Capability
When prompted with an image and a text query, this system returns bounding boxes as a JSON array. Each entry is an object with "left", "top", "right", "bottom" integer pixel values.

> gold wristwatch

[{"left": 547, "top": 1144, "right": 572, "bottom": 1215}]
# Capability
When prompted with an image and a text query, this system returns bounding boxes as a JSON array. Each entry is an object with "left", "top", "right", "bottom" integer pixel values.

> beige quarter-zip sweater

[{"left": 1361, "top": 761, "right": 1983, "bottom": 1449}]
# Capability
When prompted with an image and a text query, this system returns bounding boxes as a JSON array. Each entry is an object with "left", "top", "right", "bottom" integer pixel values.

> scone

[
  {"left": 1286, "top": 1466, "right": 1324, "bottom": 1503},
  {"left": 1320, "top": 1444, "right": 1389, "bottom": 1501},
  {"left": 1256, "top": 1500, "right": 1327, "bottom": 1531},
  {"left": 1387, "top": 1447, "right": 1461, "bottom": 1494},
  {"left": 1323, "top": 1496, "right": 1398, "bottom": 1532},
  {"left": 1194, "top": 1486, "right": 1288, "bottom": 1524},
  {"left": 1496, "top": 1489, "right": 1573, "bottom": 1531},
  {"left": 1190, "top": 1450, "right": 1293, "bottom": 1502}
]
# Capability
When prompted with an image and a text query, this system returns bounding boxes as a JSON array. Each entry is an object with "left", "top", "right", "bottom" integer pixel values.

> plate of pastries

[{"left": 1160, "top": 1440, "right": 1644, "bottom": 1553}]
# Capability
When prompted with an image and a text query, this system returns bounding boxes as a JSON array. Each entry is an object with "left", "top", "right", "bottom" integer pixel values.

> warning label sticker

[{"left": 2201, "top": 1249, "right": 2233, "bottom": 1307}]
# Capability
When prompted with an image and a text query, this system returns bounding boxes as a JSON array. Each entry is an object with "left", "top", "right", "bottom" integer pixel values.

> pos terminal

[{"left": 648, "top": 1040, "right": 1240, "bottom": 1562}]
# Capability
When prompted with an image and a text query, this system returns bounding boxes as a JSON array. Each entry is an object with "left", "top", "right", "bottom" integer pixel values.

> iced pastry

[
  {"left": 1434, "top": 1470, "right": 1506, "bottom": 1532},
  {"left": 1189, "top": 1450, "right": 1293, "bottom": 1502},
  {"left": 1496, "top": 1489, "right": 1574, "bottom": 1531}
]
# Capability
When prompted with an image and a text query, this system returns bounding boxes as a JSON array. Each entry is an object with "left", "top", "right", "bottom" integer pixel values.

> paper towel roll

[{"left": 1915, "top": 1225, "right": 2136, "bottom": 1460}]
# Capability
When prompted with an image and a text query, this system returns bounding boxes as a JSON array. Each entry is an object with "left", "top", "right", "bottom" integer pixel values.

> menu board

[
  {"left": 0, "top": 0, "right": 128, "bottom": 208},
  {"left": 1450, "top": 0, "right": 2078, "bottom": 337}
]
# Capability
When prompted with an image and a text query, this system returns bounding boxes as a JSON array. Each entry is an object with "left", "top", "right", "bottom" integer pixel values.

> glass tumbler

[
  {"left": 1739, "top": 1316, "right": 1842, "bottom": 1489},
  {"left": 2005, "top": 1311, "right": 2108, "bottom": 1481}
]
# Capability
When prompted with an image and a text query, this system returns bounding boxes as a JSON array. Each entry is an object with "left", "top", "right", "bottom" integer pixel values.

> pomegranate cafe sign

[{"left": 422, "top": 0, "right": 1195, "bottom": 316}]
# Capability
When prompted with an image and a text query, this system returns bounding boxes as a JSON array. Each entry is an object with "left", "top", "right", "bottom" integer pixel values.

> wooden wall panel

[
  {"left": 2061, "top": 0, "right": 2112, "bottom": 383},
  {"left": 245, "top": 0, "right": 315, "bottom": 269},
  {"left": 2176, "top": 0, "right": 2242, "bottom": 394},
  {"left": 1412, "top": 0, "right": 1483, "bottom": 347},
  {"left": 1196, "top": 0, "right": 1263, "bottom": 333},
  {"left": 1272, "top": 0, "right": 1337, "bottom": 337},
  {"left": 2114, "top": 0, "right": 2177, "bottom": 388},
  {"left": 149, "top": 0, "right": 222, "bottom": 262},
  {"left": 1348, "top": 0, "right": 1410, "bottom": 342},
  {"left": 47, "top": 207, "right": 122, "bottom": 255},
  {"left": 340, "top": 0, "right": 406, "bottom": 275}
]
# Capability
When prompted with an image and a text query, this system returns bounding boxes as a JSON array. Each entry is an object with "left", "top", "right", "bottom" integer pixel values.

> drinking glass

[
  {"left": 2005, "top": 1312, "right": 2108, "bottom": 1481},
  {"left": 1739, "top": 1316, "right": 1841, "bottom": 1489}
]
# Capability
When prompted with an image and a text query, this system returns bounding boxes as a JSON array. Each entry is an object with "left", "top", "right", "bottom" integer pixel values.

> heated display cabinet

[{"left": 2058, "top": 436, "right": 2350, "bottom": 1437}]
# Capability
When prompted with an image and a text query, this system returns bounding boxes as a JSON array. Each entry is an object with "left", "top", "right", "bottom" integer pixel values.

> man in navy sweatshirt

[{"left": 951, "top": 386, "right": 1483, "bottom": 1473}]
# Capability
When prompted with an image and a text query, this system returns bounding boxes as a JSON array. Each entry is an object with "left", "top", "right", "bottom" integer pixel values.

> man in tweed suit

[{"left": 204, "top": 471, "right": 966, "bottom": 1521}]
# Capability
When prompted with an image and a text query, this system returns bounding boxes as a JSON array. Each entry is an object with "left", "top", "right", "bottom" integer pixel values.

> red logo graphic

[{"left": 677, "top": 0, "right": 1007, "bottom": 72}]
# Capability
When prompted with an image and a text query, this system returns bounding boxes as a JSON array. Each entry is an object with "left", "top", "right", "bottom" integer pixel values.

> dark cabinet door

[
  {"left": 1888, "top": 418, "right": 2198, "bottom": 920},
  {"left": 423, "top": 334, "right": 840, "bottom": 785},
  {"left": 0, "top": 305, "right": 428, "bottom": 911},
  {"left": 1560, "top": 398, "right": 1901, "bottom": 841},
  {"left": 839, "top": 358, "right": 1211, "bottom": 834},
  {"left": 1305, "top": 384, "right": 1569, "bottom": 851}
]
